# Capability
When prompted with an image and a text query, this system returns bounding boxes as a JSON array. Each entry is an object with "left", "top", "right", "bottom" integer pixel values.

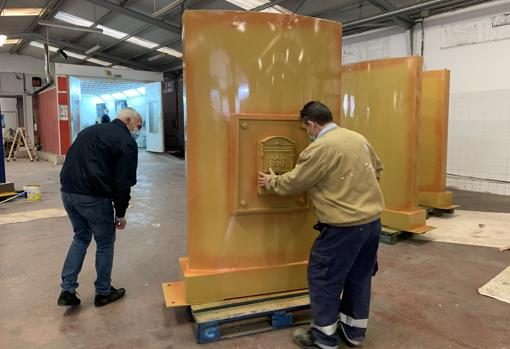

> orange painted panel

[
  {"left": 183, "top": 10, "right": 342, "bottom": 274},
  {"left": 341, "top": 57, "right": 423, "bottom": 212},
  {"left": 418, "top": 70, "right": 450, "bottom": 192}
]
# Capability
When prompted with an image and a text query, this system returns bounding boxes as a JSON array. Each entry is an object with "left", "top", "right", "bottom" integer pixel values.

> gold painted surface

[
  {"left": 162, "top": 281, "right": 187, "bottom": 307},
  {"left": 418, "top": 191, "right": 456, "bottom": 209},
  {"left": 381, "top": 208, "right": 427, "bottom": 232},
  {"left": 232, "top": 114, "right": 308, "bottom": 211},
  {"left": 418, "top": 70, "right": 453, "bottom": 208},
  {"left": 174, "top": 10, "right": 342, "bottom": 303},
  {"left": 179, "top": 257, "right": 308, "bottom": 304},
  {"left": 341, "top": 57, "right": 427, "bottom": 230}
]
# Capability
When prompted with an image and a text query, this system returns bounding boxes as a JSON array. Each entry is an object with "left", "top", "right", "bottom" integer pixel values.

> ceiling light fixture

[
  {"left": 147, "top": 54, "right": 166, "bottom": 62},
  {"left": 224, "top": 0, "right": 290, "bottom": 13},
  {"left": 85, "top": 44, "right": 102, "bottom": 55},
  {"left": 38, "top": 20, "right": 104, "bottom": 33},
  {"left": 0, "top": 8, "right": 43, "bottom": 16},
  {"left": 136, "top": 87, "right": 146, "bottom": 95},
  {"left": 112, "top": 92, "right": 126, "bottom": 100},
  {"left": 100, "top": 94, "right": 114, "bottom": 101},
  {"left": 29, "top": 41, "right": 113, "bottom": 67},
  {"left": 4, "top": 39, "right": 19, "bottom": 45},
  {"left": 54, "top": 11, "right": 182, "bottom": 58},
  {"left": 123, "top": 89, "right": 140, "bottom": 97}
]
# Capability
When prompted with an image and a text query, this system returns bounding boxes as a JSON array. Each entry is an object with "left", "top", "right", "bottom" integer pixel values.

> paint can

[{"left": 23, "top": 184, "right": 42, "bottom": 202}]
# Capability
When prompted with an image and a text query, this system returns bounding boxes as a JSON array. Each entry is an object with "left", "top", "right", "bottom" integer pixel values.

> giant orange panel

[
  {"left": 168, "top": 11, "right": 342, "bottom": 304},
  {"left": 418, "top": 70, "right": 455, "bottom": 209},
  {"left": 341, "top": 57, "right": 429, "bottom": 232}
]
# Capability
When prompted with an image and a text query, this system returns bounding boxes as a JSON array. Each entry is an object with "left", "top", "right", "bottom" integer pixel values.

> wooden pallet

[
  {"left": 424, "top": 205, "right": 459, "bottom": 218},
  {"left": 191, "top": 289, "right": 311, "bottom": 343}
]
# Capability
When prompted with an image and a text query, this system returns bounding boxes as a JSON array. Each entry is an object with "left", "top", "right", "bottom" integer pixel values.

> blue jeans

[{"left": 60, "top": 192, "right": 116, "bottom": 296}]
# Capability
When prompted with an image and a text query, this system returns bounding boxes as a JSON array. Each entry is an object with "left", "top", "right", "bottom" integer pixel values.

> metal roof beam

[
  {"left": 366, "top": 0, "right": 414, "bottom": 28},
  {"left": 10, "top": 0, "right": 67, "bottom": 54},
  {"left": 9, "top": 32, "right": 157, "bottom": 70},
  {"left": 83, "top": 0, "right": 181, "bottom": 35}
]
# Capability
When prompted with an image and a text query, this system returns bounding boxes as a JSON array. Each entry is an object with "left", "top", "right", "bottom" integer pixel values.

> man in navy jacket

[{"left": 58, "top": 107, "right": 142, "bottom": 307}]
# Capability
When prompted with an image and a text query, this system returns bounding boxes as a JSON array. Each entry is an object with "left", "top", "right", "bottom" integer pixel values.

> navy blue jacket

[{"left": 60, "top": 119, "right": 138, "bottom": 217}]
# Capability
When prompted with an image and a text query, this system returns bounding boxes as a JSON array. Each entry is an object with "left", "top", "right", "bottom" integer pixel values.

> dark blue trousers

[
  {"left": 60, "top": 192, "right": 116, "bottom": 296},
  {"left": 308, "top": 219, "right": 381, "bottom": 348}
]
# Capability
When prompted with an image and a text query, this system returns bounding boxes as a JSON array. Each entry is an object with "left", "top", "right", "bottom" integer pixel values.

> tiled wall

[{"left": 446, "top": 89, "right": 510, "bottom": 195}]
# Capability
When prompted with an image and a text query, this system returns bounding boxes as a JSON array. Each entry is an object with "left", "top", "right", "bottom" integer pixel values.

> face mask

[
  {"left": 131, "top": 129, "right": 140, "bottom": 140},
  {"left": 308, "top": 134, "right": 317, "bottom": 142}
]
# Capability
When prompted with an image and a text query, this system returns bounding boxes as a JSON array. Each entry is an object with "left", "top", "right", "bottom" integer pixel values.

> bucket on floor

[{"left": 23, "top": 185, "right": 42, "bottom": 202}]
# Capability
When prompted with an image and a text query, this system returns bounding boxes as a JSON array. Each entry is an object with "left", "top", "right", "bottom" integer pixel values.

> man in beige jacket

[{"left": 258, "top": 101, "right": 384, "bottom": 349}]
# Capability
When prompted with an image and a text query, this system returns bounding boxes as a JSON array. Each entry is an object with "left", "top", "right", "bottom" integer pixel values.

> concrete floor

[{"left": 0, "top": 152, "right": 509, "bottom": 349}]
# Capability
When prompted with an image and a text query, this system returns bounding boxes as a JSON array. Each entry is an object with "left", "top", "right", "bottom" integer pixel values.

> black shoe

[
  {"left": 57, "top": 290, "right": 81, "bottom": 306},
  {"left": 94, "top": 286, "right": 126, "bottom": 307},
  {"left": 293, "top": 328, "right": 322, "bottom": 349}
]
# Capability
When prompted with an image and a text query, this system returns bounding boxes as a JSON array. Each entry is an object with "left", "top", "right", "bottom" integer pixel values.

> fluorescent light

[
  {"left": 64, "top": 51, "right": 87, "bottom": 60},
  {"left": 112, "top": 92, "right": 126, "bottom": 99},
  {"left": 1, "top": 8, "right": 43, "bottom": 16},
  {"left": 0, "top": 35, "right": 6, "bottom": 46},
  {"left": 100, "top": 94, "right": 113, "bottom": 101},
  {"left": 29, "top": 41, "right": 112, "bottom": 66},
  {"left": 54, "top": 11, "right": 182, "bottom": 58},
  {"left": 87, "top": 58, "right": 111, "bottom": 66},
  {"left": 123, "top": 89, "right": 140, "bottom": 97},
  {"left": 126, "top": 37, "right": 158, "bottom": 49},
  {"left": 148, "top": 53, "right": 165, "bottom": 62},
  {"left": 38, "top": 20, "right": 103, "bottom": 33},
  {"left": 54, "top": 12, "right": 94, "bottom": 27},
  {"left": 85, "top": 44, "right": 102, "bottom": 55},
  {"left": 92, "top": 96, "right": 104, "bottom": 104},
  {"left": 4, "top": 39, "right": 19, "bottom": 45},
  {"left": 157, "top": 47, "right": 182, "bottom": 58},
  {"left": 97, "top": 25, "right": 127, "bottom": 40},
  {"left": 225, "top": 0, "right": 290, "bottom": 13},
  {"left": 29, "top": 41, "right": 58, "bottom": 51},
  {"left": 136, "top": 87, "right": 146, "bottom": 95},
  {"left": 113, "top": 65, "right": 132, "bottom": 70}
]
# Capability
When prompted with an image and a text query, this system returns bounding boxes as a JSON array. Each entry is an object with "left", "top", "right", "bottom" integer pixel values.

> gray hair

[{"left": 117, "top": 107, "right": 142, "bottom": 122}]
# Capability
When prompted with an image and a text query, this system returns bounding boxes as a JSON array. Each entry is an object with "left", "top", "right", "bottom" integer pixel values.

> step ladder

[{"left": 6, "top": 127, "right": 39, "bottom": 162}]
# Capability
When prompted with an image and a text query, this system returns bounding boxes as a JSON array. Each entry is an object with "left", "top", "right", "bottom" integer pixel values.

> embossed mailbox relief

[
  {"left": 231, "top": 114, "right": 309, "bottom": 214},
  {"left": 258, "top": 136, "right": 296, "bottom": 195}
]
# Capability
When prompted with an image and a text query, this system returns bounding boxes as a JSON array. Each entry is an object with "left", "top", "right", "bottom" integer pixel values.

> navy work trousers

[{"left": 308, "top": 219, "right": 381, "bottom": 348}]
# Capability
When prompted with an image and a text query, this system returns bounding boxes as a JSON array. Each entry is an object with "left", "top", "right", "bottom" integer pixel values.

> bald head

[{"left": 117, "top": 108, "right": 143, "bottom": 132}]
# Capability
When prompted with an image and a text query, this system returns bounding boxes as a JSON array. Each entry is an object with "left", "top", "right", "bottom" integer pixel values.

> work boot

[
  {"left": 293, "top": 328, "right": 322, "bottom": 349},
  {"left": 338, "top": 322, "right": 363, "bottom": 347},
  {"left": 57, "top": 290, "right": 81, "bottom": 306},
  {"left": 94, "top": 286, "right": 126, "bottom": 307}
]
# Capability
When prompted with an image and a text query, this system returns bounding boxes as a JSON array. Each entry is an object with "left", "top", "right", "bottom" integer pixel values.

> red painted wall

[
  {"left": 57, "top": 76, "right": 71, "bottom": 155},
  {"left": 35, "top": 88, "right": 59, "bottom": 155}
]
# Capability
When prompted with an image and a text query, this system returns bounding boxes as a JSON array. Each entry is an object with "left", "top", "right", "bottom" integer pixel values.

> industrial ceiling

[{"left": 0, "top": 0, "right": 496, "bottom": 74}]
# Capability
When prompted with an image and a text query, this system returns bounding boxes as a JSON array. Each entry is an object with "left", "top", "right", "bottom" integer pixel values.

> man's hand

[
  {"left": 258, "top": 168, "right": 275, "bottom": 188},
  {"left": 115, "top": 217, "right": 127, "bottom": 230}
]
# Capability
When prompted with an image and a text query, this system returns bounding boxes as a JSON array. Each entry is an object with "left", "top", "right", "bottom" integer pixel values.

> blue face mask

[{"left": 131, "top": 129, "right": 140, "bottom": 140}]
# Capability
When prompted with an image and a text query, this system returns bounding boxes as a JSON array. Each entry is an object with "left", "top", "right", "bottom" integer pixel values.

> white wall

[
  {"left": 1, "top": 97, "right": 18, "bottom": 139},
  {"left": 342, "top": 0, "right": 510, "bottom": 195},
  {"left": 0, "top": 53, "right": 46, "bottom": 75}
]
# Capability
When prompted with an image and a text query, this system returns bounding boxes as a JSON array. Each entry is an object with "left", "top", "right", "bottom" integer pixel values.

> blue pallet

[{"left": 192, "top": 291, "right": 311, "bottom": 344}]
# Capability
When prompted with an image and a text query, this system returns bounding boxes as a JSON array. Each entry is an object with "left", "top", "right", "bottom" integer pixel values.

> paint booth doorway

[{"left": 68, "top": 77, "right": 163, "bottom": 152}]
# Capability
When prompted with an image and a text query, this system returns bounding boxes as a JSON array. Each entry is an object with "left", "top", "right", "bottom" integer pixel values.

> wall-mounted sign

[
  {"left": 104, "top": 69, "right": 123, "bottom": 80},
  {"left": 58, "top": 105, "right": 68, "bottom": 121}
]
